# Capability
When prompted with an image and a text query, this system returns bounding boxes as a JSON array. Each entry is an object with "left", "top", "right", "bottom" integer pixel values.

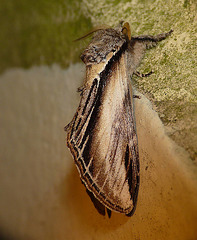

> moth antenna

[{"left": 74, "top": 25, "right": 110, "bottom": 42}]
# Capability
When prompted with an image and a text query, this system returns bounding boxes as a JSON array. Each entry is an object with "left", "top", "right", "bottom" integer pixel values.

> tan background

[{"left": 0, "top": 64, "right": 196, "bottom": 240}]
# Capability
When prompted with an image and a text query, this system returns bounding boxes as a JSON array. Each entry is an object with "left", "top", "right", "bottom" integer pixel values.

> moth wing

[{"left": 67, "top": 51, "right": 139, "bottom": 215}]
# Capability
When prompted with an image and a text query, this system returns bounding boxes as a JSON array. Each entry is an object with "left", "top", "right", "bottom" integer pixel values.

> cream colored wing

[{"left": 66, "top": 49, "right": 139, "bottom": 215}]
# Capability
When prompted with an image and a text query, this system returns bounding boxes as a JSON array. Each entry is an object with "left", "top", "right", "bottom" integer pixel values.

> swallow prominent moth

[{"left": 65, "top": 21, "right": 173, "bottom": 217}]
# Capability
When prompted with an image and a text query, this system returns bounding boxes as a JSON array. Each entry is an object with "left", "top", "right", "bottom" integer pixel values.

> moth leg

[
  {"left": 134, "top": 70, "right": 153, "bottom": 78},
  {"left": 133, "top": 29, "right": 173, "bottom": 49},
  {"left": 133, "top": 29, "right": 173, "bottom": 42},
  {"left": 148, "top": 29, "right": 173, "bottom": 42},
  {"left": 77, "top": 86, "right": 83, "bottom": 92},
  {"left": 64, "top": 122, "right": 71, "bottom": 131},
  {"left": 77, "top": 86, "right": 85, "bottom": 96},
  {"left": 133, "top": 70, "right": 153, "bottom": 99},
  {"left": 133, "top": 95, "right": 141, "bottom": 99}
]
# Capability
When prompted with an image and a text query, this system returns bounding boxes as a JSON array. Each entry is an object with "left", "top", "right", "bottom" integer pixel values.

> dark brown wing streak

[
  {"left": 90, "top": 49, "right": 139, "bottom": 214},
  {"left": 67, "top": 46, "right": 139, "bottom": 215}
]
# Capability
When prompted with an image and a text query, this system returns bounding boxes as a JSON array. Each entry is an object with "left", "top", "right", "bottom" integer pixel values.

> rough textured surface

[{"left": 81, "top": 0, "right": 197, "bottom": 161}]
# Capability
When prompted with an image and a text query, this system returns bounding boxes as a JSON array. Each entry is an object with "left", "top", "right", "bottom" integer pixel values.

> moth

[{"left": 65, "top": 21, "right": 173, "bottom": 217}]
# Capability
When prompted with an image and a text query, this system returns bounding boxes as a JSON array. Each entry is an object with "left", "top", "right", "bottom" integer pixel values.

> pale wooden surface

[{"left": 0, "top": 64, "right": 196, "bottom": 240}]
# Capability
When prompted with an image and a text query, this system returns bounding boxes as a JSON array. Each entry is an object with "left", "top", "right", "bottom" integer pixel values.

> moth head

[{"left": 121, "top": 22, "right": 131, "bottom": 41}]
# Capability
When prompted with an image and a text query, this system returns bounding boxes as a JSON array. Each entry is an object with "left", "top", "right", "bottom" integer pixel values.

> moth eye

[{"left": 122, "top": 22, "right": 131, "bottom": 40}]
